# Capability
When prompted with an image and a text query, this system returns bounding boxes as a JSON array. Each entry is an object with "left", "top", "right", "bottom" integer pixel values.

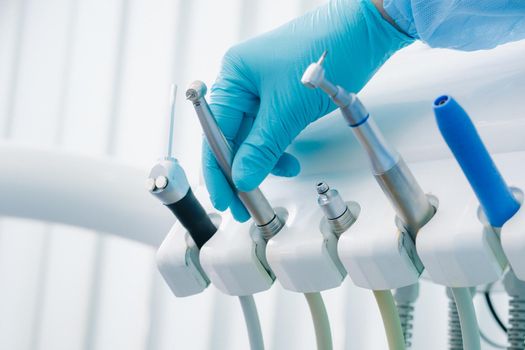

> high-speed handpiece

[
  {"left": 302, "top": 52, "right": 434, "bottom": 238},
  {"left": 186, "top": 81, "right": 283, "bottom": 240},
  {"left": 147, "top": 84, "right": 217, "bottom": 249},
  {"left": 433, "top": 95, "right": 520, "bottom": 227}
]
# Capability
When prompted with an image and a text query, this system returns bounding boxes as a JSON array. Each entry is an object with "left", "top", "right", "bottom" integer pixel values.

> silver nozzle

[
  {"left": 147, "top": 158, "right": 190, "bottom": 205},
  {"left": 187, "top": 81, "right": 283, "bottom": 238},
  {"left": 317, "top": 182, "right": 355, "bottom": 236}
]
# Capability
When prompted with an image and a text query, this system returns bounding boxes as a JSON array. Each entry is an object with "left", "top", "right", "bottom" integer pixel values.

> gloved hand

[{"left": 204, "top": 0, "right": 413, "bottom": 221}]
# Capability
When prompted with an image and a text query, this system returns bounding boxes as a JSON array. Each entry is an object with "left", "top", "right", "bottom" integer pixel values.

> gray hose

[
  {"left": 238, "top": 295, "right": 265, "bottom": 350},
  {"left": 446, "top": 287, "right": 464, "bottom": 350},
  {"left": 450, "top": 287, "right": 481, "bottom": 350}
]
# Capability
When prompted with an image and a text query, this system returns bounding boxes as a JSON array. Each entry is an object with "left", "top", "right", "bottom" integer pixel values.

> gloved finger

[
  {"left": 209, "top": 48, "right": 260, "bottom": 142},
  {"left": 270, "top": 152, "right": 301, "bottom": 177},
  {"left": 229, "top": 195, "right": 250, "bottom": 222},
  {"left": 203, "top": 141, "right": 250, "bottom": 222},
  {"left": 202, "top": 141, "right": 234, "bottom": 211},
  {"left": 232, "top": 102, "right": 304, "bottom": 192}
]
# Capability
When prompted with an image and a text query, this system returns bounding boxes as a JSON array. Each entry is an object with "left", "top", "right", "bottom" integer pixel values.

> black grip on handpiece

[{"left": 165, "top": 188, "right": 217, "bottom": 249}]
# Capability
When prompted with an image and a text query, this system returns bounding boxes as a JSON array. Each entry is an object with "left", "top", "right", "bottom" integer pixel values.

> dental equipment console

[
  {"left": 302, "top": 52, "right": 434, "bottom": 239},
  {"left": 186, "top": 81, "right": 284, "bottom": 240}
]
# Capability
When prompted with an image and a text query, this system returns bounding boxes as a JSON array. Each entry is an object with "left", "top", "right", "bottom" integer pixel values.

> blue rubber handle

[{"left": 433, "top": 95, "right": 519, "bottom": 227}]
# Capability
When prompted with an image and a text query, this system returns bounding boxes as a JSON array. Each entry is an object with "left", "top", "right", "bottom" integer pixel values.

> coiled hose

[
  {"left": 447, "top": 288, "right": 463, "bottom": 350},
  {"left": 508, "top": 295, "right": 525, "bottom": 350},
  {"left": 394, "top": 283, "right": 419, "bottom": 349}
]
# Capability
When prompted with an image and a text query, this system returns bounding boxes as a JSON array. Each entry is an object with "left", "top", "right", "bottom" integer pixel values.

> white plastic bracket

[
  {"left": 415, "top": 157, "right": 510, "bottom": 287},
  {"left": 156, "top": 221, "right": 210, "bottom": 297},
  {"left": 266, "top": 201, "right": 351, "bottom": 293},
  {"left": 501, "top": 188, "right": 525, "bottom": 281},
  {"left": 199, "top": 215, "right": 275, "bottom": 296},
  {"left": 338, "top": 191, "right": 423, "bottom": 290}
]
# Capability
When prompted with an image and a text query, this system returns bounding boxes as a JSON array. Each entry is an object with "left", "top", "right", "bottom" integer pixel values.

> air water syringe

[{"left": 147, "top": 84, "right": 217, "bottom": 248}]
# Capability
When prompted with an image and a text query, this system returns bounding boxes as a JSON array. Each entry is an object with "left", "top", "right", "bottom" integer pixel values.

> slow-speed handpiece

[{"left": 302, "top": 52, "right": 434, "bottom": 238}]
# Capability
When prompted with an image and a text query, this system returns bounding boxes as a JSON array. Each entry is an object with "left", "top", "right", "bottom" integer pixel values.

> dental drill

[
  {"left": 186, "top": 81, "right": 284, "bottom": 240},
  {"left": 147, "top": 84, "right": 217, "bottom": 249},
  {"left": 302, "top": 52, "right": 434, "bottom": 238}
]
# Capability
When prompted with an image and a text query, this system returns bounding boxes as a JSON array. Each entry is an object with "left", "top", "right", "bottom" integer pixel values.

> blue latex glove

[
  {"left": 384, "top": 0, "right": 525, "bottom": 51},
  {"left": 204, "top": 0, "right": 413, "bottom": 221}
]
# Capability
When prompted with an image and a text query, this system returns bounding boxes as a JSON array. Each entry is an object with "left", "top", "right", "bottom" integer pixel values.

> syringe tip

[
  {"left": 186, "top": 81, "right": 207, "bottom": 102},
  {"left": 316, "top": 182, "right": 330, "bottom": 194},
  {"left": 317, "top": 50, "right": 328, "bottom": 65}
]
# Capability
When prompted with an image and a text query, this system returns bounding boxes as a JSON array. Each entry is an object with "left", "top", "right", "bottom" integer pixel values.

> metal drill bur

[
  {"left": 303, "top": 53, "right": 434, "bottom": 239},
  {"left": 187, "top": 80, "right": 283, "bottom": 240},
  {"left": 316, "top": 182, "right": 355, "bottom": 236}
]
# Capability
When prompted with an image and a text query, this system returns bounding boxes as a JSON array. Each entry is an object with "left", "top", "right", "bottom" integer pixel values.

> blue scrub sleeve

[{"left": 383, "top": 0, "right": 525, "bottom": 51}]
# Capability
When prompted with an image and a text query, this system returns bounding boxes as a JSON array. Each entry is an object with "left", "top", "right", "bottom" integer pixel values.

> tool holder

[
  {"left": 337, "top": 178, "right": 425, "bottom": 290},
  {"left": 499, "top": 152, "right": 525, "bottom": 281},
  {"left": 415, "top": 154, "right": 517, "bottom": 287},
  {"left": 199, "top": 213, "right": 278, "bottom": 296},
  {"left": 156, "top": 218, "right": 211, "bottom": 297},
  {"left": 265, "top": 191, "right": 353, "bottom": 293}
]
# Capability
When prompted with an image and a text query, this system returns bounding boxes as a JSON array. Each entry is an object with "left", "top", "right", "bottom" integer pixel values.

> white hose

[
  {"left": 450, "top": 287, "right": 481, "bottom": 350},
  {"left": 238, "top": 295, "right": 264, "bottom": 350},
  {"left": 304, "top": 292, "right": 333, "bottom": 350}
]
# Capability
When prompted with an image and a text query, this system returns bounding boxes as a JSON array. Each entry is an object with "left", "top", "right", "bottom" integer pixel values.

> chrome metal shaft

[{"left": 187, "top": 81, "right": 283, "bottom": 238}]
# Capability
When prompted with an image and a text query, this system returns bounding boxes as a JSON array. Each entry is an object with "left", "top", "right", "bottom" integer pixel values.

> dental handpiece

[
  {"left": 433, "top": 95, "right": 520, "bottom": 227},
  {"left": 186, "top": 81, "right": 284, "bottom": 240},
  {"left": 147, "top": 84, "right": 217, "bottom": 249},
  {"left": 302, "top": 52, "right": 434, "bottom": 238}
]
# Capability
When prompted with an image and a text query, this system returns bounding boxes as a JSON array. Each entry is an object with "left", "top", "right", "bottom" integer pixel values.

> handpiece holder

[
  {"left": 418, "top": 96, "right": 518, "bottom": 287},
  {"left": 265, "top": 185, "right": 354, "bottom": 293},
  {"left": 337, "top": 184, "right": 426, "bottom": 290},
  {"left": 501, "top": 190, "right": 525, "bottom": 281},
  {"left": 199, "top": 216, "right": 277, "bottom": 296},
  {"left": 156, "top": 218, "right": 211, "bottom": 297}
]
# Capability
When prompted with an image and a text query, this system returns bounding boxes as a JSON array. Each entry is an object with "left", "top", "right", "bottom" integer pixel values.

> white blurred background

[{"left": 1, "top": 0, "right": 524, "bottom": 349}]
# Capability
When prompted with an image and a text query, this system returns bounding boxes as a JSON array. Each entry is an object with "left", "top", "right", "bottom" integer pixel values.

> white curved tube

[
  {"left": 0, "top": 142, "right": 174, "bottom": 247},
  {"left": 373, "top": 290, "right": 406, "bottom": 350},
  {"left": 451, "top": 287, "right": 481, "bottom": 350},
  {"left": 304, "top": 292, "right": 333, "bottom": 350},
  {"left": 238, "top": 295, "right": 264, "bottom": 350}
]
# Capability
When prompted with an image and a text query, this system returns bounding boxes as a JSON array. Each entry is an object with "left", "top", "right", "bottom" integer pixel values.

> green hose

[
  {"left": 373, "top": 290, "right": 406, "bottom": 350},
  {"left": 304, "top": 292, "right": 333, "bottom": 350}
]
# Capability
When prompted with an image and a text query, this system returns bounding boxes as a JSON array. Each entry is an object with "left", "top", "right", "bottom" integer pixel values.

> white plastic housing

[
  {"left": 337, "top": 187, "right": 423, "bottom": 290},
  {"left": 199, "top": 218, "right": 274, "bottom": 296},
  {"left": 415, "top": 158, "right": 507, "bottom": 287},
  {"left": 502, "top": 200, "right": 525, "bottom": 281},
  {"left": 156, "top": 221, "right": 210, "bottom": 297},
  {"left": 266, "top": 201, "right": 347, "bottom": 293}
]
